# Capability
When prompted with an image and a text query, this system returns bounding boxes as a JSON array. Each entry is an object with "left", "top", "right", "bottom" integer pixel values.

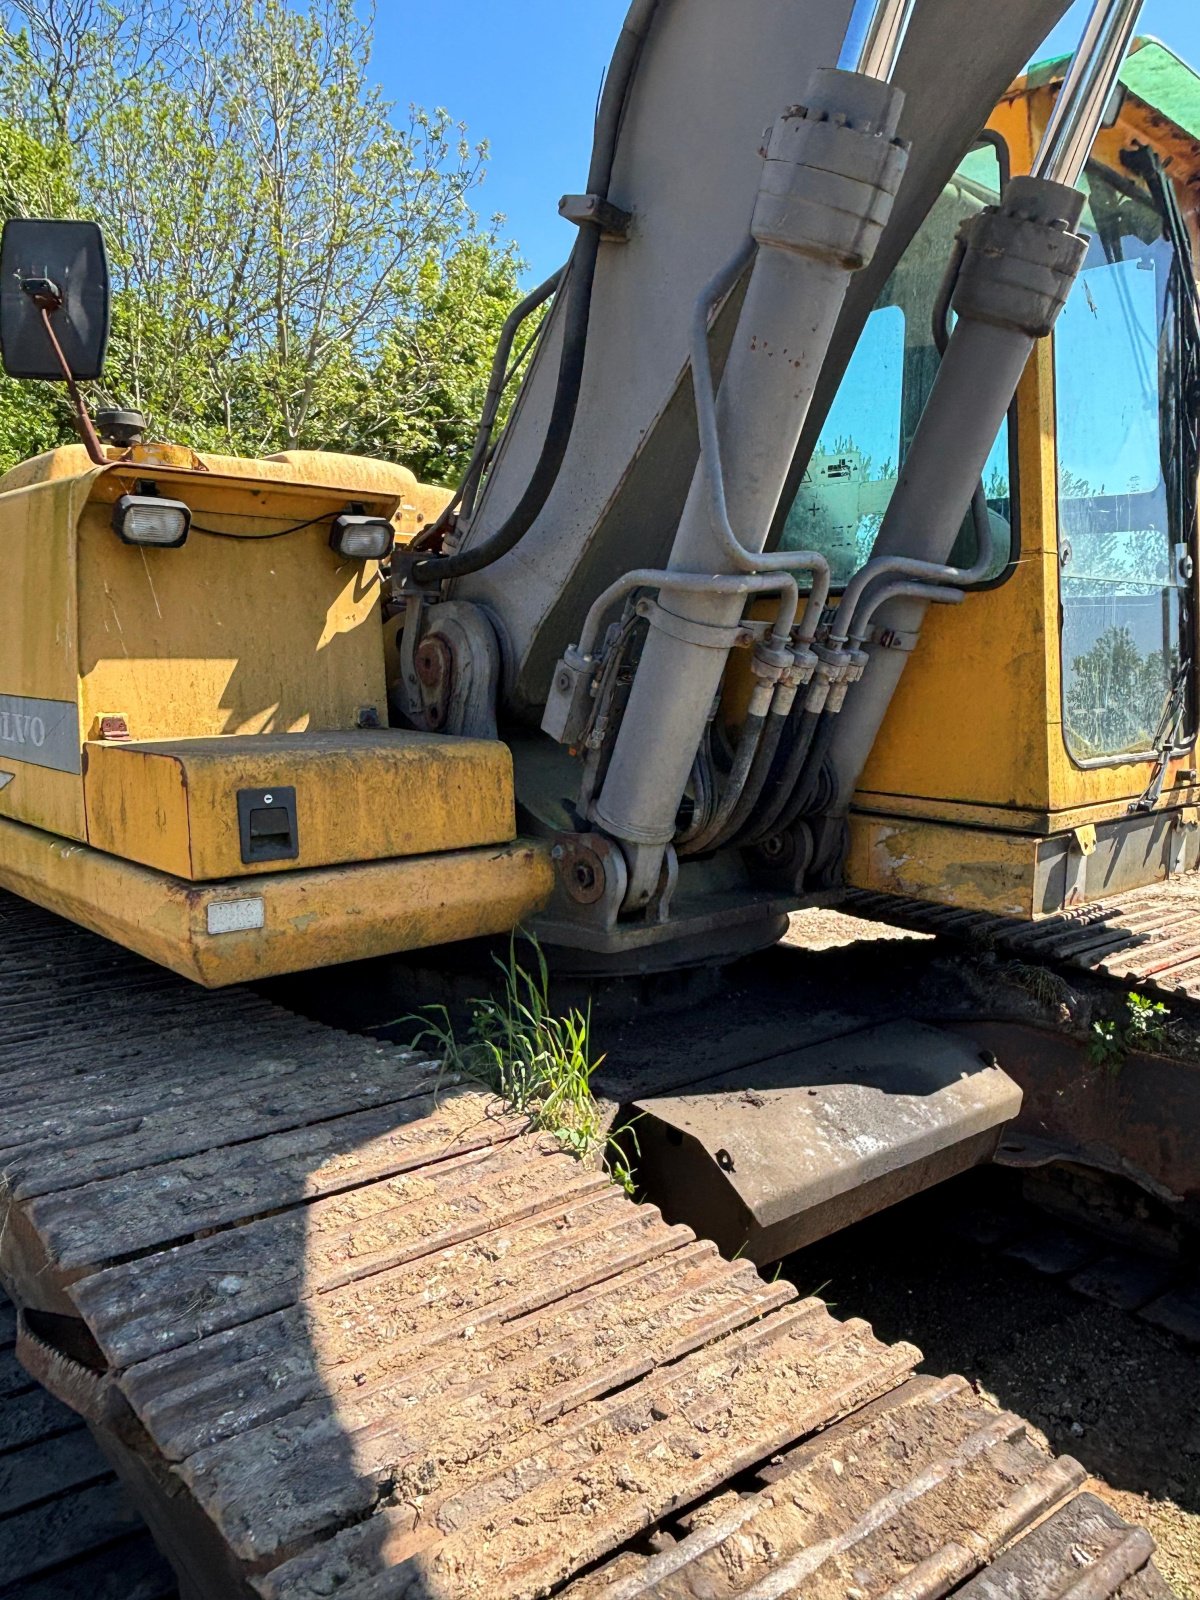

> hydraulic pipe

[
  {"left": 590, "top": 67, "right": 909, "bottom": 910},
  {"left": 575, "top": 567, "right": 801, "bottom": 662},
  {"left": 1033, "top": 0, "right": 1144, "bottom": 188},
  {"left": 839, "top": 0, "right": 919, "bottom": 84},
  {"left": 458, "top": 266, "right": 564, "bottom": 522},
  {"left": 830, "top": 505, "right": 992, "bottom": 648}
]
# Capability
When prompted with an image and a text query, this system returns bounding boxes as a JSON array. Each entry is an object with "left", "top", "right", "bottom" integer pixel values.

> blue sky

[{"left": 373, "top": 0, "right": 1200, "bottom": 283}]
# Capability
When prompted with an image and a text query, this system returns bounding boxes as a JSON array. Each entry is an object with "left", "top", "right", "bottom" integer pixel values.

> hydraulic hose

[
  {"left": 685, "top": 685, "right": 796, "bottom": 855},
  {"left": 739, "top": 704, "right": 824, "bottom": 844},
  {"left": 780, "top": 713, "right": 839, "bottom": 831},
  {"left": 412, "top": 0, "right": 660, "bottom": 585},
  {"left": 457, "top": 266, "right": 565, "bottom": 523},
  {"left": 678, "top": 695, "right": 771, "bottom": 855},
  {"left": 747, "top": 580, "right": 965, "bottom": 843}
]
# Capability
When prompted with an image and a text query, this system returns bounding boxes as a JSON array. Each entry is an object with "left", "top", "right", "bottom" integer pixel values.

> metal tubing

[
  {"left": 846, "top": 578, "right": 965, "bottom": 645},
  {"left": 840, "top": 0, "right": 919, "bottom": 84},
  {"left": 1033, "top": 0, "right": 1144, "bottom": 188},
  {"left": 576, "top": 567, "right": 801, "bottom": 662},
  {"left": 831, "top": 511, "right": 991, "bottom": 647}
]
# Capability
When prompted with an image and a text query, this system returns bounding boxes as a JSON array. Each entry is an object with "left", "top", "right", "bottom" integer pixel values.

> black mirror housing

[{"left": 0, "top": 218, "right": 110, "bottom": 381}]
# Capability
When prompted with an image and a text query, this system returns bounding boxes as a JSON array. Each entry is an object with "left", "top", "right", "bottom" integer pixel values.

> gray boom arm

[{"left": 450, "top": 0, "right": 1072, "bottom": 718}]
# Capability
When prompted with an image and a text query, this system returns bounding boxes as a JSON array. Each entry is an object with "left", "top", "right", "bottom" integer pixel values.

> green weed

[
  {"left": 409, "top": 934, "right": 639, "bottom": 1194},
  {"left": 1125, "top": 990, "right": 1169, "bottom": 1049},
  {"left": 1088, "top": 1018, "right": 1124, "bottom": 1072},
  {"left": 1087, "top": 990, "right": 1172, "bottom": 1072}
]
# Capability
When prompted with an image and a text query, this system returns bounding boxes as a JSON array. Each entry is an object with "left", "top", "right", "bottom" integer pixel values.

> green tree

[
  {"left": 0, "top": 0, "right": 530, "bottom": 478},
  {"left": 0, "top": 112, "right": 78, "bottom": 469}
]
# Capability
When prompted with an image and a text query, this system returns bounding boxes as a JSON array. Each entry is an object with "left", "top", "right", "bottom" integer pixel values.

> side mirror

[{"left": 0, "top": 218, "right": 109, "bottom": 381}]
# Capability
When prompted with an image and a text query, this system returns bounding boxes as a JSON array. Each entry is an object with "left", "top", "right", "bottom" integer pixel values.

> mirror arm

[{"left": 29, "top": 294, "right": 106, "bottom": 466}]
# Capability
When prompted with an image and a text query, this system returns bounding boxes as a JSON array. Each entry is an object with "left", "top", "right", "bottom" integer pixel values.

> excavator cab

[{"left": 817, "top": 37, "right": 1200, "bottom": 917}]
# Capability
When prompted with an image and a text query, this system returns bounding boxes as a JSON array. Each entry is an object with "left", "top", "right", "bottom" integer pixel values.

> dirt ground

[
  {"left": 787, "top": 1186, "right": 1200, "bottom": 1597},
  {"left": 783, "top": 904, "right": 936, "bottom": 950},
  {"left": 783, "top": 907, "right": 1200, "bottom": 1599}
]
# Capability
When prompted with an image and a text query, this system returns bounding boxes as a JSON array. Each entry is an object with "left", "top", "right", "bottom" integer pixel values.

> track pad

[{"left": 632, "top": 1021, "right": 1021, "bottom": 1265}]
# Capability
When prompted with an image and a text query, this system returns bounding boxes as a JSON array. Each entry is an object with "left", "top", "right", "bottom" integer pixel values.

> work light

[
  {"left": 330, "top": 514, "right": 394, "bottom": 561},
  {"left": 112, "top": 493, "right": 191, "bottom": 548}
]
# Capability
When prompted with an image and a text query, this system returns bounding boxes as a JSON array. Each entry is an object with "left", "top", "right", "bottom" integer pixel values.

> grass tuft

[
  {"left": 1005, "top": 960, "right": 1072, "bottom": 1009},
  {"left": 410, "top": 934, "right": 639, "bottom": 1193}
]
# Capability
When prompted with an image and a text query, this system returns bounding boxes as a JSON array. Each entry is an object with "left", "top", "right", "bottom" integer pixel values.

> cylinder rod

[
  {"left": 1033, "top": 0, "right": 1144, "bottom": 187},
  {"left": 839, "top": 0, "right": 918, "bottom": 84}
]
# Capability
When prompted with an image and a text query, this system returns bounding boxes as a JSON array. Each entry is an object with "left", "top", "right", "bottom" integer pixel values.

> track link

[
  {"left": 843, "top": 881, "right": 1200, "bottom": 1009},
  {"left": 0, "top": 1288, "right": 177, "bottom": 1597},
  {"left": 0, "top": 892, "right": 1177, "bottom": 1599}
]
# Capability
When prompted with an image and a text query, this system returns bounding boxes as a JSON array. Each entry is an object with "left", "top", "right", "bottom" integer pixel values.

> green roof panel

[{"left": 1024, "top": 37, "right": 1200, "bottom": 145}]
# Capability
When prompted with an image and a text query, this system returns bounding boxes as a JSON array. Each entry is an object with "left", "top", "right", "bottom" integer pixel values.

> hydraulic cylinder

[
  {"left": 819, "top": 174, "right": 1088, "bottom": 856},
  {"left": 591, "top": 67, "right": 908, "bottom": 909}
]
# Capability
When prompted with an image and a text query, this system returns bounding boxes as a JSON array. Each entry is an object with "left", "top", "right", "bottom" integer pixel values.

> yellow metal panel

[
  {"left": 846, "top": 812, "right": 1038, "bottom": 919},
  {"left": 857, "top": 348, "right": 1058, "bottom": 812},
  {"left": 76, "top": 467, "right": 389, "bottom": 744},
  {"left": 0, "top": 472, "right": 99, "bottom": 840},
  {"left": 0, "top": 444, "right": 449, "bottom": 539},
  {"left": 84, "top": 739, "right": 193, "bottom": 877},
  {"left": 0, "top": 812, "right": 553, "bottom": 986},
  {"left": 83, "top": 730, "right": 517, "bottom": 880},
  {"left": 854, "top": 781, "right": 1200, "bottom": 836}
]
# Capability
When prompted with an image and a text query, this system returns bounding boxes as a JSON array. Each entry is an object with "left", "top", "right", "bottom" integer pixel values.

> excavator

[{"left": 0, "top": 0, "right": 1197, "bottom": 1594}]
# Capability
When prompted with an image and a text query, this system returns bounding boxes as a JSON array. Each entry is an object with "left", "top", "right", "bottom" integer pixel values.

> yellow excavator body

[
  {"left": 2, "top": 43, "right": 1199, "bottom": 971},
  {"left": 0, "top": 13, "right": 1197, "bottom": 1599},
  {"left": 0, "top": 442, "right": 552, "bottom": 982}
]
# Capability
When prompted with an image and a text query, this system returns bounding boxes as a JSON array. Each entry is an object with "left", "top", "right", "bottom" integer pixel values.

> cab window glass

[
  {"left": 1055, "top": 164, "right": 1192, "bottom": 761},
  {"left": 781, "top": 143, "right": 1010, "bottom": 587}
]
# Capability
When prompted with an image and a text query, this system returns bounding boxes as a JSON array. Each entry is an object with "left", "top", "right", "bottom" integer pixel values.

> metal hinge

[{"left": 1064, "top": 823, "right": 1096, "bottom": 908}]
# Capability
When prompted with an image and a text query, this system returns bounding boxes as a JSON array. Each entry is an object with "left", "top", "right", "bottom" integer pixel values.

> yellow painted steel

[
  {"left": 0, "top": 811, "right": 554, "bottom": 986},
  {"left": 853, "top": 782, "right": 1200, "bottom": 837},
  {"left": 0, "top": 471, "right": 92, "bottom": 841},
  {"left": 0, "top": 443, "right": 450, "bottom": 540},
  {"left": 0, "top": 450, "right": 450, "bottom": 848},
  {"left": 851, "top": 71, "right": 1200, "bottom": 875},
  {"left": 83, "top": 730, "right": 517, "bottom": 880},
  {"left": 847, "top": 813, "right": 1043, "bottom": 919}
]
